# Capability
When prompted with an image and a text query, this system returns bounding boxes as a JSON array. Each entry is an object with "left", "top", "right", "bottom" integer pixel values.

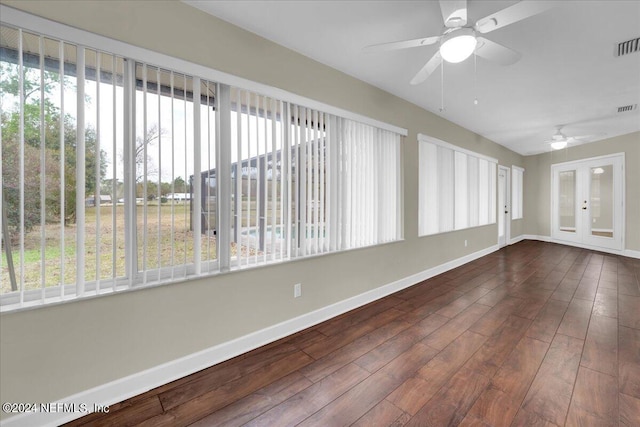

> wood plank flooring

[{"left": 66, "top": 241, "right": 640, "bottom": 426}]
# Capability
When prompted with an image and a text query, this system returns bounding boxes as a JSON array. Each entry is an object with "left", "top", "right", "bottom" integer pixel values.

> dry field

[{"left": 0, "top": 203, "right": 217, "bottom": 294}]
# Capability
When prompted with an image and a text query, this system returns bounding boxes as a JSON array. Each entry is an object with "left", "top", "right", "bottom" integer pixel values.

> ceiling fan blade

[
  {"left": 474, "top": 1, "right": 555, "bottom": 34},
  {"left": 545, "top": 133, "right": 602, "bottom": 145},
  {"left": 439, "top": 0, "right": 468, "bottom": 28},
  {"left": 410, "top": 52, "right": 442, "bottom": 85},
  {"left": 570, "top": 134, "right": 598, "bottom": 140},
  {"left": 475, "top": 37, "right": 521, "bottom": 65},
  {"left": 363, "top": 36, "right": 440, "bottom": 53}
]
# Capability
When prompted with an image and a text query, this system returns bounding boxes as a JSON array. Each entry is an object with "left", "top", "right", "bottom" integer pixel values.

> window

[
  {"left": 419, "top": 134, "right": 497, "bottom": 236},
  {"left": 0, "top": 27, "right": 128, "bottom": 301},
  {"left": 132, "top": 64, "right": 220, "bottom": 282},
  {"left": 512, "top": 165, "right": 524, "bottom": 220},
  {"left": 0, "top": 17, "right": 405, "bottom": 310},
  {"left": 227, "top": 87, "right": 402, "bottom": 269}
]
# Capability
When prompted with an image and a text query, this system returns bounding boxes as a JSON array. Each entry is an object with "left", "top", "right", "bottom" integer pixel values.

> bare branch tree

[
  {"left": 118, "top": 124, "right": 167, "bottom": 183},
  {"left": 136, "top": 124, "right": 159, "bottom": 182}
]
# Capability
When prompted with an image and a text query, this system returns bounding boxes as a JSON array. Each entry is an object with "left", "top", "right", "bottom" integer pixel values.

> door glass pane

[
  {"left": 559, "top": 170, "right": 576, "bottom": 232},
  {"left": 590, "top": 165, "right": 614, "bottom": 238}
]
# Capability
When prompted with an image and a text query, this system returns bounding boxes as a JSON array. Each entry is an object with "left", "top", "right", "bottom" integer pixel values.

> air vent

[
  {"left": 615, "top": 37, "right": 640, "bottom": 57},
  {"left": 617, "top": 104, "right": 638, "bottom": 113}
]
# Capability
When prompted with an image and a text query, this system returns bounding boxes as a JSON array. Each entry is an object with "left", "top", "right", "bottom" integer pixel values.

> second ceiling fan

[
  {"left": 545, "top": 126, "right": 600, "bottom": 150},
  {"left": 364, "top": 0, "right": 555, "bottom": 85}
]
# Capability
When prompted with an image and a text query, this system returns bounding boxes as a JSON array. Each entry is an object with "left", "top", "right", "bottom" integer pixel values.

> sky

[{"left": 1, "top": 61, "right": 287, "bottom": 188}]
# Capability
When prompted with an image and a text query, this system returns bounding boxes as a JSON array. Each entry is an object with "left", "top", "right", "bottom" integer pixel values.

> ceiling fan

[
  {"left": 363, "top": 0, "right": 555, "bottom": 85},
  {"left": 545, "top": 126, "right": 598, "bottom": 150}
]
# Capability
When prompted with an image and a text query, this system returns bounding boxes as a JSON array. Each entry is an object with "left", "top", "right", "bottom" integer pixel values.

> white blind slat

[
  {"left": 512, "top": 166, "right": 524, "bottom": 219},
  {"left": 419, "top": 136, "right": 498, "bottom": 236}
]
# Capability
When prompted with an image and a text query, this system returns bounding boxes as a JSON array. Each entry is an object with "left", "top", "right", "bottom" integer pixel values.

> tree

[
  {"left": 1, "top": 62, "right": 106, "bottom": 235},
  {"left": 101, "top": 178, "right": 124, "bottom": 201},
  {"left": 136, "top": 181, "right": 158, "bottom": 200},
  {"left": 160, "top": 182, "right": 172, "bottom": 197},
  {"left": 172, "top": 176, "right": 187, "bottom": 193},
  {"left": 134, "top": 124, "right": 166, "bottom": 183}
]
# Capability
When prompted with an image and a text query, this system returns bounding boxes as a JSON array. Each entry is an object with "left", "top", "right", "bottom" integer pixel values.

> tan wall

[
  {"left": 523, "top": 131, "right": 640, "bottom": 251},
  {"left": 0, "top": 0, "right": 525, "bottom": 415},
  {"left": 511, "top": 218, "right": 525, "bottom": 240}
]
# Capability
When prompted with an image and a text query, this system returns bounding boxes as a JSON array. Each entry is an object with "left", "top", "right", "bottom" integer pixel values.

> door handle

[
  {"left": 505, "top": 211, "right": 509, "bottom": 214},
  {"left": 582, "top": 207, "right": 587, "bottom": 210}
]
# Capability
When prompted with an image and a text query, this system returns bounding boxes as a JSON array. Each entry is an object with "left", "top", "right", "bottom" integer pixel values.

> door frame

[
  {"left": 498, "top": 165, "right": 511, "bottom": 248},
  {"left": 550, "top": 152, "right": 625, "bottom": 252}
]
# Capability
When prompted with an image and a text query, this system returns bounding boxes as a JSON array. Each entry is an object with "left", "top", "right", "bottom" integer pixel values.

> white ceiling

[{"left": 184, "top": 0, "right": 640, "bottom": 155}]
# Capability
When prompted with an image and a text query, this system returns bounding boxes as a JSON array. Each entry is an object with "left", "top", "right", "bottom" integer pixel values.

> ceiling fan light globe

[
  {"left": 550, "top": 140, "right": 567, "bottom": 150},
  {"left": 440, "top": 28, "right": 477, "bottom": 63}
]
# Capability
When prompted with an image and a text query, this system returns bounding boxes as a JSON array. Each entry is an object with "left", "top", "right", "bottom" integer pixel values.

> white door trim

[{"left": 498, "top": 165, "right": 511, "bottom": 248}]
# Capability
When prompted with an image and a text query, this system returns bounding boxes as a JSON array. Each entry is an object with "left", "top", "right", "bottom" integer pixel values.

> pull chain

[
  {"left": 474, "top": 51, "right": 479, "bottom": 106},
  {"left": 440, "top": 59, "right": 445, "bottom": 112}
]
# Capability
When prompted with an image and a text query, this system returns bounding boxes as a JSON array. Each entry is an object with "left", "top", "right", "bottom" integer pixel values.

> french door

[{"left": 551, "top": 154, "right": 624, "bottom": 251}]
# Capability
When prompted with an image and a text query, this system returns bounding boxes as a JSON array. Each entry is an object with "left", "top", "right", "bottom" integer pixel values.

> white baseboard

[
  {"left": 1, "top": 244, "right": 499, "bottom": 427},
  {"left": 624, "top": 249, "right": 640, "bottom": 259},
  {"left": 523, "top": 234, "right": 640, "bottom": 260},
  {"left": 523, "top": 234, "right": 552, "bottom": 242},
  {"left": 509, "top": 235, "right": 526, "bottom": 245}
]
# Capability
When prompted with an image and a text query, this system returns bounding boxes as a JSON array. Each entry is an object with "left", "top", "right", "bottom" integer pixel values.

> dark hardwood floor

[{"left": 66, "top": 241, "right": 640, "bottom": 426}]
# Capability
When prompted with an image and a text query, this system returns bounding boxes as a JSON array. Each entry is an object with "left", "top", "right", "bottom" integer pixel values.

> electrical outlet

[
  {"left": 464, "top": 240, "right": 468, "bottom": 247},
  {"left": 294, "top": 283, "right": 302, "bottom": 298}
]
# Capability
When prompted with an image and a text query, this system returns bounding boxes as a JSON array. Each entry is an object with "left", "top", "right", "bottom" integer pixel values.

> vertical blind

[
  {"left": 512, "top": 165, "right": 524, "bottom": 219},
  {"left": 229, "top": 88, "right": 287, "bottom": 267},
  {"left": 0, "top": 25, "right": 129, "bottom": 303},
  {"left": 0, "top": 21, "right": 405, "bottom": 310},
  {"left": 339, "top": 119, "right": 402, "bottom": 249},
  {"left": 419, "top": 134, "right": 497, "bottom": 236},
  {"left": 227, "top": 87, "right": 403, "bottom": 269}
]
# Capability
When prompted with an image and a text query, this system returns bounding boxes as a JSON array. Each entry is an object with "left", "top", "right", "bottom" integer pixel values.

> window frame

[{"left": 0, "top": 6, "right": 406, "bottom": 311}]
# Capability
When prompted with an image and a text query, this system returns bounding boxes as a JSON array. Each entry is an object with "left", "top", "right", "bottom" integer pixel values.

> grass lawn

[
  {"left": 0, "top": 199, "right": 290, "bottom": 295},
  {"left": 1, "top": 203, "right": 213, "bottom": 294}
]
